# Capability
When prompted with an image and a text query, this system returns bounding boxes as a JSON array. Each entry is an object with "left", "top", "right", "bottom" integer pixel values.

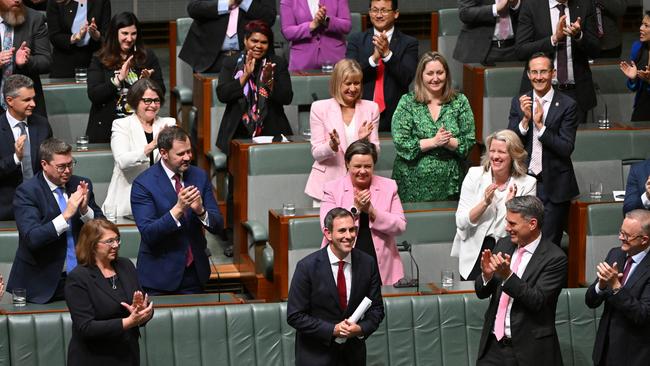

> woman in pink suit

[
  {"left": 280, "top": 0, "right": 351, "bottom": 71},
  {"left": 305, "top": 59, "right": 380, "bottom": 203},
  {"left": 320, "top": 140, "right": 406, "bottom": 285}
]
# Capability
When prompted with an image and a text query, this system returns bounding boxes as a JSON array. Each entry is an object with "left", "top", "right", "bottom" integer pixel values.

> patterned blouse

[{"left": 391, "top": 91, "right": 476, "bottom": 202}]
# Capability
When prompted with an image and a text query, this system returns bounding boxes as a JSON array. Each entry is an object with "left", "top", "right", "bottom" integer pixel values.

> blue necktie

[{"left": 54, "top": 187, "right": 77, "bottom": 272}]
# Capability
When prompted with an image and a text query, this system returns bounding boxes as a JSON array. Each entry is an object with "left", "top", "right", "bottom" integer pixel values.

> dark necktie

[
  {"left": 337, "top": 260, "right": 347, "bottom": 310},
  {"left": 173, "top": 174, "right": 194, "bottom": 267},
  {"left": 16, "top": 121, "right": 33, "bottom": 179},
  {"left": 621, "top": 256, "right": 635, "bottom": 285},
  {"left": 556, "top": 4, "right": 568, "bottom": 84}
]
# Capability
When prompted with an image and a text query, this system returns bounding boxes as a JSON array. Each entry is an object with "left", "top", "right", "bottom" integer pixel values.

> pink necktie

[
  {"left": 494, "top": 246, "right": 527, "bottom": 340},
  {"left": 226, "top": 7, "right": 239, "bottom": 38},
  {"left": 497, "top": 13, "right": 511, "bottom": 40},
  {"left": 529, "top": 98, "right": 545, "bottom": 175}
]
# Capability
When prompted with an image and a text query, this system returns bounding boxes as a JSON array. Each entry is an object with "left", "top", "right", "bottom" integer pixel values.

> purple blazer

[
  {"left": 320, "top": 175, "right": 406, "bottom": 285},
  {"left": 280, "top": 0, "right": 351, "bottom": 71}
]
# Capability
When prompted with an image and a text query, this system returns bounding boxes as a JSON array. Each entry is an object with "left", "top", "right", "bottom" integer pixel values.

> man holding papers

[{"left": 287, "top": 207, "right": 385, "bottom": 366}]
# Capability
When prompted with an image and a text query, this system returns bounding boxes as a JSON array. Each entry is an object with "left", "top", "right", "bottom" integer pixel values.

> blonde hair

[
  {"left": 413, "top": 51, "right": 456, "bottom": 104},
  {"left": 480, "top": 129, "right": 528, "bottom": 177},
  {"left": 329, "top": 59, "right": 363, "bottom": 106}
]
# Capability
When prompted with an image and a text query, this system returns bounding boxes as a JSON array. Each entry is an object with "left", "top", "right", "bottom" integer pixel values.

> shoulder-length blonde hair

[
  {"left": 480, "top": 129, "right": 528, "bottom": 177},
  {"left": 329, "top": 59, "right": 363, "bottom": 106},
  {"left": 414, "top": 51, "right": 457, "bottom": 105},
  {"left": 76, "top": 218, "right": 120, "bottom": 266}
]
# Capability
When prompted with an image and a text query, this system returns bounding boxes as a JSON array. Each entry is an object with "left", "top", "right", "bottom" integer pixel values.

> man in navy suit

[
  {"left": 7, "top": 137, "right": 101, "bottom": 304},
  {"left": 623, "top": 158, "right": 650, "bottom": 214},
  {"left": 476, "top": 196, "right": 567, "bottom": 365},
  {"left": 0, "top": 74, "right": 52, "bottom": 220},
  {"left": 508, "top": 52, "right": 579, "bottom": 246},
  {"left": 345, "top": 0, "right": 418, "bottom": 132},
  {"left": 131, "top": 126, "right": 223, "bottom": 295},
  {"left": 585, "top": 209, "right": 650, "bottom": 366},
  {"left": 287, "top": 207, "right": 384, "bottom": 366}
]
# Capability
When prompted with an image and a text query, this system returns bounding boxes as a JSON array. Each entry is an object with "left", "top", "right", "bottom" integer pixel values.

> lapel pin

[{"left": 555, "top": 102, "right": 559, "bottom": 107}]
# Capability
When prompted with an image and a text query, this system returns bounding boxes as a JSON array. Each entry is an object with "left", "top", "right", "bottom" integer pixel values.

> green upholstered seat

[
  {"left": 42, "top": 82, "right": 92, "bottom": 145},
  {"left": 437, "top": 8, "right": 462, "bottom": 90},
  {"left": 172, "top": 17, "right": 194, "bottom": 107},
  {"left": 585, "top": 202, "right": 624, "bottom": 285},
  {"left": 73, "top": 148, "right": 115, "bottom": 207},
  {"left": 0, "top": 288, "right": 599, "bottom": 366}
]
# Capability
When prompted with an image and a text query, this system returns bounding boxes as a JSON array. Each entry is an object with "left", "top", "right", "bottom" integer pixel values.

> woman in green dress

[{"left": 391, "top": 51, "right": 475, "bottom": 202}]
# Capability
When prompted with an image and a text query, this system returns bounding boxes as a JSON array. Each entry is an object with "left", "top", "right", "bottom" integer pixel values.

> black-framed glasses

[
  {"left": 369, "top": 8, "right": 393, "bottom": 15},
  {"left": 98, "top": 237, "right": 121, "bottom": 247},
  {"left": 619, "top": 230, "right": 644, "bottom": 242},
  {"left": 141, "top": 98, "right": 161, "bottom": 105},
  {"left": 53, "top": 159, "right": 77, "bottom": 173}
]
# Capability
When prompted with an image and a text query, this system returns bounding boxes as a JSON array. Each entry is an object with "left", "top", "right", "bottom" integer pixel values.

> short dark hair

[
  {"left": 505, "top": 196, "right": 545, "bottom": 228},
  {"left": 528, "top": 52, "right": 553, "bottom": 69},
  {"left": 157, "top": 126, "right": 190, "bottom": 151},
  {"left": 126, "top": 78, "right": 165, "bottom": 111},
  {"left": 3, "top": 74, "right": 34, "bottom": 101},
  {"left": 324, "top": 207, "right": 355, "bottom": 232},
  {"left": 40, "top": 138, "right": 72, "bottom": 163},
  {"left": 369, "top": 0, "right": 398, "bottom": 9},
  {"left": 344, "top": 140, "right": 378, "bottom": 164},
  {"left": 76, "top": 219, "right": 120, "bottom": 266},
  {"left": 244, "top": 20, "right": 274, "bottom": 50}
]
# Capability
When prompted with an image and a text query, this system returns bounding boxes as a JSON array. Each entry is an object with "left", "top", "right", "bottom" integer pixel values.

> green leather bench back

[
  {"left": 73, "top": 149, "right": 115, "bottom": 207},
  {"left": 42, "top": 82, "right": 91, "bottom": 145},
  {"left": 0, "top": 288, "right": 600, "bottom": 366},
  {"left": 0, "top": 231, "right": 18, "bottom": 283},
  {"left": 174, "top": 18, "right": 194, "bottom": 91},
  {"left": 585, "top": 202, "right": 624, "bottom": 285},
  {"left": 437, "top": 8, "right": 462, "bottom": 90}
]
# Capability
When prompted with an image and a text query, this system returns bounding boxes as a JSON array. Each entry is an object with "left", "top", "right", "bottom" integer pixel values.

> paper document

[
  {"left": 613, "top": 190, "right": 625, "bottom": 202},
  {"left": 335, "top": 297, "right": 372, "bottom": 344}
]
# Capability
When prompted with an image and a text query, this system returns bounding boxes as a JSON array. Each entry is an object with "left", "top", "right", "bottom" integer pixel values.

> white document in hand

[{"left": 335, "top": 297, "right": 372, "bottom": 344}]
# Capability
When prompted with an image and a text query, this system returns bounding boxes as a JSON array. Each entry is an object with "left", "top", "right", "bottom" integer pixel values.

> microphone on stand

[{"left": 393, "top": 241, "right": 419, "bottom": 293}]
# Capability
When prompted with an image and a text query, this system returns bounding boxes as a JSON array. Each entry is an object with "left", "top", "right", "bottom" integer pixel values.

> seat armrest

[{"left": 171, "top": 86, "right": 193, "bottom": 105}]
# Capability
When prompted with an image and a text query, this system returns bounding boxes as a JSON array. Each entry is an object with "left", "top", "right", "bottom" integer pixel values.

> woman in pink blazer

[
  {"left": 280, "top": 0, "right": 351, "bottom": 71},
  {"left": 305, "top": 59, "right": 380, "bottom": 202},
  {"left": 320, "top": 140, "right": 406, "bottom": 285}
]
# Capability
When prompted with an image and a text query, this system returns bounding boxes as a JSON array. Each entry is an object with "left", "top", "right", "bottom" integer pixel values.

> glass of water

[
  {"left": 283, "top": 203, "right": 296, "bottom": 216},
  {"left": 13, "top": 288, "right": 26, "bottom": 307},
  {"left": 76, "top": 135, "right": 89, "bottom": 151},
  {"left": 589, "top": 182, "right": 603, "bottom": 200},
  {"left": 441, "top": 270, "right": 454, "bottom": 288},
  {"left": 321, "top": 60, "right": 334, "bottom": 73},
  {"left": 75, "top": 68, "right": 88, "bottom": 83}
]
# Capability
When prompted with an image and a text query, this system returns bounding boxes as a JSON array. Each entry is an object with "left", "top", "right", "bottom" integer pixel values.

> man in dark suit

[
  {"left": 585, "top": 209, "right": 650, "bottom": 366},
  {"left": 346, "top": 0, "right": 418, "bottom": 132},
  {"left": 453, "top": 0, "right": 520, "bottom": 64},
  {"left": 623, "top": 158, "right": 650, "bottom": 214},
  {"left": 287, "top": 207, "right": 385, "bottom": 366},
  {"left": 0, "top": 0, "right": 51, "bottom": 117},
  {"left": 508, "top": 52, "right": 579, "bottom": 246},
  {"left": 475, "top": 195, "right": 568, "bottom": 366},
  {"left": 131, "top": 126, "right": 224, "bottom": 295},
  {"left": 179, "top": 0, "right": 276, "bottom": 74},
  {"left": 0, "top": 74, "right": 51, "bottom": 220},
  {"left": 7, "top": 137, "right": 102, "bottom": 304},
  {"left": 515, "top": 0, "right": 600, "bottom": 124}
]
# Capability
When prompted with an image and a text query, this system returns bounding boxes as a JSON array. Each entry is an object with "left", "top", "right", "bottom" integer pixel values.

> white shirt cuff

[
  {"left": 368, "top": 56, "right": 377, "bottom": 67},
  {"left": 80, "top": 207, "right": 94, "bottom": 223},
  {"left": 13, "top": 153, "right": 20, "bottom": 165},
  {"left": 537, "top": 126, "right": 546, "bottom": 137},
  {"left": 382, "top": 51, "right": 393, "bottom": 63},
  {"left": 519, "top": 121, "right": 528, "bottom": 134},
  {"left": 594, "top": 285, "right": 603, "bottom": 295},
  {"left": 53, "top": 214, "right": 69, "bottom": 236},
  {"left": 492, "top": 4, "right": 498, "bottom": 17}
]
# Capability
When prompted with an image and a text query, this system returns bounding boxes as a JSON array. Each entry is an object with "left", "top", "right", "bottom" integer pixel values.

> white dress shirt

[
  {"left": 549, "top": 0, "right": 576, "bottom": 84},
  {"left": 327, "top": 245, "right": 352, "bottom": 303},
  {"left": 161, "top": 161, "right": 209, "bottom": 227}
]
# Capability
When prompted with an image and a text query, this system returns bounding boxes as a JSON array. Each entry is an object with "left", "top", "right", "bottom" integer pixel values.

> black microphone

[
  {"left": 393, "top": 240, "right": 419, "bottom": 292},
  {"left": 311, "top": 92, "right": 318, "bottom": 101}
]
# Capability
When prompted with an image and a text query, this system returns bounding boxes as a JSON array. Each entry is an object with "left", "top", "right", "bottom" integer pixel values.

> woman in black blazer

[
  {"left": 216, "top": 19, "right": 293, "bottom": 156},
  {"left": 47, "top": 0, "right": 111, "bottom": 78},
  {"left": 65, "top": 218, "right": 153, "bottom": 366},
  {"left": 86, "top": 11, "right": 165, "bottom": 143}
]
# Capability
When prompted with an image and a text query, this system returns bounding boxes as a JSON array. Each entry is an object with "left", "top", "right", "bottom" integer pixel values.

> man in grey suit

[
  {"left": 0, "top": 0, "right": 51, "bottom": 117},
  {"left": 454, "top": 0, "right": 520, "bottom": 64},
  {"left": 476, "top": 195, "right": 567, "bottom": 365}
]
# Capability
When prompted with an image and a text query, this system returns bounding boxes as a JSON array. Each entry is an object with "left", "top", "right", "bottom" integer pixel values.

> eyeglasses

[
  {"left": 141, "top": 98, "right": 161, "bottom": 105},
  {"left": 369, "top": 8, "right": 394, "bottom": 15},
  {"left": 98, "top": 237, "right": 121, "bottom": 247},
  {"left": 52, "top": 159, "right": 77, "bottom": 173},
  {"left": 527, "top": 69, "right": 552, "bottom": 77},
  {"left": 619, "top": 231, "right": 644, "bottom": 242}
]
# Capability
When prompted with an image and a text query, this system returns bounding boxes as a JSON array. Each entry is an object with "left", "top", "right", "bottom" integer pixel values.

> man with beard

[
  {"left": 0, "top": 0, "right": 51, "bottom": 117},
  {"left": 130, "top": 126, "right": 224, "bottom": 295}
]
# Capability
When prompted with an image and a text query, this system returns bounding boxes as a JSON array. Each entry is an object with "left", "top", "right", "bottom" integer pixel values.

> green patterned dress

[{"left": 391, "top": 92, "right": 476, "bottom": 202}]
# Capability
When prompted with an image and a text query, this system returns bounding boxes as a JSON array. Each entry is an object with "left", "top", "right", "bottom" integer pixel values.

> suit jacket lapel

[
  {"left": 90, "top": 265, "right": 126, "bottom": 305},
  {"left": 623, "top": 251, "right": 650, "bottom": 289},
  {"left": 543, "top": 93, "right": 562, "bottom": 129},
  {"left": 154, "top": 162, "right": 178, "bottom": 207},
  {"left": 38, "top": 173, "right": 62, "bottom": 216},
  {"left": 522, "top": 240, "right": 547, "bottom": 282}
]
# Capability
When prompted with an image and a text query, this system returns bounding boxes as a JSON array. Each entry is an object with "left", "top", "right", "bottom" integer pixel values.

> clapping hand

[
  {"left": 483, "top": 183, "right": 498, "bottom": 206},
  {"left": 596, "top": 261, "right": 622, "bottom": 290},
  {"left": 121, "top": 291, "right": 153, "bottom": 329},
  {"left": 14, "top": 134, "right": 26, "bottom": 161},
  {"left": 140, "top": 68, "right": 154, "bottom": 79},
  {"left": 77, "top": 181, "right": 90, "bottom": 214},
  {"left": 491, "top": 252, "right": 512, "bottom": 280},
  {"left": 0, "top": 47, "right": 14, "bottom": 67},
  {"left": 88, "top": 17, "right": 101, "bottom": 41},
  {"left": 118, "top": 55, "right": 134, "bottom": 83},
  {"left": 15, "top": 42, "right": 30, "bottom": 67},
  {"left": 506, "top": 183, "right": 518, "bottom": 202},
  {"left": 519, "top": 95, "right": 533, "bottom": 126},
  {"left": 645, "top": 175, "right": 650, "bottom": 200},
  {"left": 432, "top": 125, "right": 453, "bottom": 148},
  {"left": 620, "top": 61, "right": 638, "bottom": 80},
  {"left": 0, "top": 274, "right": 5, "bottom": 301},
  {"left": 310, "top": 4, "right": 327, "bottom": 30},
  {"left": 372, "top": 31, "right": 389, "bottom": 60},
  {"left": 354, "top": 188, "right": 372, "bottom": 213},
  {"left": 261, "top": 62, "right": 275, "bottom": 89},
  {"left": 638, "top": 65, "right": 650, "bottom": 83},
  {"left": 533, "top": 98, "right": 544, "bottom": 130},
  {"left": 480, "top": 249, "right": 496, "bottom": 280},
  {"left": 329, "top": 128, "right": 340, "bottom": 152},
  {"left": 564, "top": 17, "right": 582, "bottom": 38},
  {"left": 357, "top": 120, "right": 373, "bottom": 140}
]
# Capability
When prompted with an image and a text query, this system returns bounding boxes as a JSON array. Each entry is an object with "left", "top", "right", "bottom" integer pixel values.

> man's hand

[
  {"left": 480, "top": 249, "right": 496, "bottom": 281},
  {"left": 519, "top": 95, "right": 532, "bottom": 129},
  {"left": 173, "top": 185, "right": 201, "bottom": 219},
  {"left": 553, "top": 14, "right": 568, "bottom": 44},
  {"left": 372, "top": 31, "right": 390, "bottom": 60},
  {"left": 77, "top": 181, "right": 90, "bottom": 215},
  {"left": 495, "top": 0, "right": 509, "bottom": 14},
  {"left": 0, "top": 47, "right": 14, "bottom": 67},
  {"left": 491, "top": 252, "right": 512, "bottom": 280},
  {"left": 596, "top": 261, "right": 622, "bottom": 290},
  {"left": 533, "top": 98, "right": 544, "bottom": 130},
  {"left": 88, "top": 17, "right": 101, "bottom": 41},
  {"left": 63, "top": 189, "right": 84, "bottom": 221},
  {"left": 14, "top": 134, "right": 26, "bottom": 161},
  {"left": 334, "top": 319, "right": 362, "bottom": 338},
  {"left": 564, "top": 17, "right": 582, "bottom": 38},
  {"left": 15, "top": 42, "right": 30, "bottom": 67}
]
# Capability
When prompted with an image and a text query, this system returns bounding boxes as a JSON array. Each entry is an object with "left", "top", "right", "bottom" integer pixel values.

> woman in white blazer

[
  {"left": 102, "top": 78, "right": 176, "bottom": 217},
  {"left": 304, "top": 59, "right": 380, "bottom": 204},
  {"left": 450, "top": 129, "right": 537, "bottom": 281}
]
